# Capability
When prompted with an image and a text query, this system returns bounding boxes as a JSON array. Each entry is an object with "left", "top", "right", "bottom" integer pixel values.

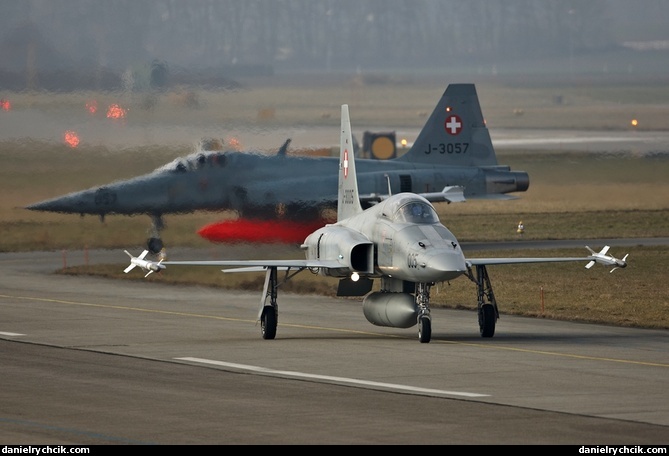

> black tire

[
  {"left": 260, "top": 306, "right": 277, "bottom": 340},
  {"left": 479, "top": 304, "right": 496, "bottom": 338},
  {"left": 147, "top": 237, "right": 163, "bottom": 255},
  {"left": 418, "top": 316, "right": 431, "bottom": 343}
]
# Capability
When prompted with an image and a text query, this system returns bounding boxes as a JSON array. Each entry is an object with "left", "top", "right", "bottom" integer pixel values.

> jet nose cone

[
  {"left": 26, "top": 197, "right": 67, "bottom": 212},
  {"left": 25, "top": 190, "right": 102, "bottom": 214},
  {"left": 423, "top": 251, "right": 467, "bottom": 281},
  {"left": 25, "top": 199, "right": 61, "bottom": 212}
]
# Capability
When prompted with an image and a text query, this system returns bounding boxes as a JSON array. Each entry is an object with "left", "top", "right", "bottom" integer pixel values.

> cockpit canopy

[
  {"left": 387, "top": 195, "right": 439, "bottom": 224},
  {"left": 157, "top": 151, "right": 229, "bottom": 173}
]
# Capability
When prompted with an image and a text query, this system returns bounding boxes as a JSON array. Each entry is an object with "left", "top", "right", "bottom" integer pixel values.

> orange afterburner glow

[
  {"left": 106, "top": 103, "right": 127, "bottom": 119},
  {"left": 64, "top": 130, "right": 80, "bottom": 148}
]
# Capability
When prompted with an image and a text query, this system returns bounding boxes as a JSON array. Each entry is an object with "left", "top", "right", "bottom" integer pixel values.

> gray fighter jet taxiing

[
  {"left": 27, "top": 84, "right": 529, "bottom": 254},
  {"left": 124, "top": 105, "right": 628, "bottom": 343}
]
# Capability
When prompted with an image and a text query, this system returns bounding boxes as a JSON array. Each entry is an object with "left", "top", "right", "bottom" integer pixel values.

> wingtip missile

[
  {"left": 124, "top": 250, "right": 165, "bottom": 277},
  {"left": 585, "top": 246, "right": 628, "bottom": 273}
]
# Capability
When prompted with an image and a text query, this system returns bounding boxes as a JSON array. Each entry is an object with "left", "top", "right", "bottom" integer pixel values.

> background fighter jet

[
  {"left": 125, "top": 105, "right": 628, "bottom": 343},
  {"left": 27, "top": 84, "right": 530, "bottom": 254}
]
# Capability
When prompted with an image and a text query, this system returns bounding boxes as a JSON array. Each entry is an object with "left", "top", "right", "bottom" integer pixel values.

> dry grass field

[{"left": 1, "top": 75, "right": 668, "bottom": 329}]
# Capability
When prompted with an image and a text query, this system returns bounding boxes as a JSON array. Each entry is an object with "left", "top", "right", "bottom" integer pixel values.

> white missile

[
  {"left": 585, "top": 246, "right": 629, "bottom": 273},
  {"left": 124, "top": 250, "right": 166, "bottom": 277}
]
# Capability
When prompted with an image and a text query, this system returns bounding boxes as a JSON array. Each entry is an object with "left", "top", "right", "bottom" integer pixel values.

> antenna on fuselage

[
  {"left": 277, "top": 138, "right": 291, "bottom": 156},
  {"left": 384, "top": 174, "right": 392, "bottom": 197}
]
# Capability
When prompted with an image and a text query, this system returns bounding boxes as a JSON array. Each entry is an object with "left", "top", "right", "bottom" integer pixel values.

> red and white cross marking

[
  {"left": 444, "top": 114, "right": 463, "bottom": 135},
  {"left": 343, "top": 149, "right": 349, "bottom": 178}
]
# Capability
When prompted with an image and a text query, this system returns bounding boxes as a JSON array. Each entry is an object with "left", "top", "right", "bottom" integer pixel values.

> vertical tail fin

[
  {"left": 397, "top": 84, "right": 498, "bottom": 167},
  {"left": 337, "top": 104, "right": 364, "bottom": 221}
]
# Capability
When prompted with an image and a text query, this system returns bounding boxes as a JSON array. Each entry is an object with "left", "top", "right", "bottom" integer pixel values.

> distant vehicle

[
  {"left": 27, "top": 84, "right": 530, "bottom": 254},
  {"left": 125, "top": 105, "right": 628, "bottom": 343}
]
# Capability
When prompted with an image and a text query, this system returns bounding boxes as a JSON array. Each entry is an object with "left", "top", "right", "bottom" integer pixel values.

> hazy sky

[{"left": 2, "top": 0, "right": 669, "bottom": 81}]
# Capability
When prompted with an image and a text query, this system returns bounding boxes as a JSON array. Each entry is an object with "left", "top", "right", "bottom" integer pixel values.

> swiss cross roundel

[{"left": 444, "top": 114, "right": 463, "bottom": 135}]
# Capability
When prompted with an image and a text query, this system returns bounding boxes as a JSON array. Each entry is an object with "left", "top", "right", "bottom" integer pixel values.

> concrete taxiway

[{"left": 0, "top": 246, "right": 667, "bottom": 444}]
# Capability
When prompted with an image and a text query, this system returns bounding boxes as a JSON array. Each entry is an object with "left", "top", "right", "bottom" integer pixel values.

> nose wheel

[
  {"left": 418, "top": 315, "right": 431, "bottom": 343},
  {"left": 147, "top": 215, "right": 165, "bottom": 254},
  {"left": 416, "top": 282, "right": 432, "bottom": 343},
  {"left": 147, "top": 237, "right": 163, "bottom": 254}
]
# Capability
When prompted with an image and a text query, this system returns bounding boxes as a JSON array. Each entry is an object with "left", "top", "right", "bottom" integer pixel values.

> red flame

[
  {"left": 64, "top": 130, "right": 80, "bottom": 148},
  {"left": 106, "top": 103, "right": 126, "bottom": 119},
  {"left": 0, "top": 99, "right": 10, "bottom": 111},
  {"left": 198, "top": 219, "right": 326, "bottom": 244}
]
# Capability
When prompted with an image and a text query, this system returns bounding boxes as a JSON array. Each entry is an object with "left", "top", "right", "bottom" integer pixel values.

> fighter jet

[
  {"left": 124, "top": 105, "right": 628, "bottom": 343},
  {"left": 27, "top": 84, "right": 529, "bottom": 254}
]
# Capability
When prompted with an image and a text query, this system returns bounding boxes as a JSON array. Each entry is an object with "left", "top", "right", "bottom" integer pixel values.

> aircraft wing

[
  {"left": 466, "top": 256, "right": 593, "bottom": 266},
  {"left": 466, "top": 251, "right": 630, "bottom": 273},
  {"left": 161, "top": 258, "right": 342, "bottom": 272},
  {"left": 466, "top": 245, "right": 628, "bottom": 270}
]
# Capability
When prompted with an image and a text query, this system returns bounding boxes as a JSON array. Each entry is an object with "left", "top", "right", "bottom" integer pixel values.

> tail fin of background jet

[
  {"left": 337, "top": 104, "right": 364, "bottom": 221},
  {"left": 397, "top": 84, "right": 497, "bottom": 167}
]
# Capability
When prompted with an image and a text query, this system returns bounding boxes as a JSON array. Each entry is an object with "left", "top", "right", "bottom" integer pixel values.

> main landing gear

[
  {"left": 256, "top": 265, "right": 305, "bottom": 340},
  {"left": 252, "top": 266, "right": 499, "bottom": 343},
  {"left": 467, "top": 264, "right": 499, "bottom": 338},
  {"left": 259, "top": 267, "right": 279, "bottom": 339}
]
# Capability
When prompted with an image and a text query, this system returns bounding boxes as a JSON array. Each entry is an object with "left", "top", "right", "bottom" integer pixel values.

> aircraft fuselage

[{"left": 27, "top": 150, "right": 529, "bottom": 220}]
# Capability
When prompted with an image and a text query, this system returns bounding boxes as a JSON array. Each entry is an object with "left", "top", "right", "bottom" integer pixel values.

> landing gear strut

[
  {"left": 259, "top": 267, "right": 279, "bottom": 339},
  {"left": 467, "top": 264, "right": 499, "bottom": 338},
  {"left": 255, "top": 265, "right": 306, "bottom": 340},
  {"left": 147, "top": 215, "right": 165, "bottom": 255},
  {"left": 415, "top": 282, "right": 432, "bottom": 343}
]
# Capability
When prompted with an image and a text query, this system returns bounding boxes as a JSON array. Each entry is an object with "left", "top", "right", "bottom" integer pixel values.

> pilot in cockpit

[{"left": 398, "top": 202, "right": 438, "bottom": 224}]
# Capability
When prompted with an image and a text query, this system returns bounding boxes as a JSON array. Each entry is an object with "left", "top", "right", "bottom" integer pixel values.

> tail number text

[{"left": 423, "top": 143, "right": 469, "bottom": 155}]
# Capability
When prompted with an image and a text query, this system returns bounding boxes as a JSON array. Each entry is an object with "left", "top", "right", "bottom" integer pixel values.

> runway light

[
  {"left": 226, "top": 136, "right": 242, "bottom": 150},
  {"left": 106, "top": 103, "right": 127, "bottom": 119},
  {"left": 631, "top": 119, "right": 638, "bottom": 128},
  {"left": 86, "top": 100, "right": 98, "bottom": 114},
  {"left": 351, "top": 272, "right": 360, "bottom": 282},
  {"left": 64, "top": 130, "right": 80, "bottom": 148},
  {"left": 0, "top": 99, "right": 10, "bottom": 111},
  {"left": 400, "top": 138, "right": 407, "bottom": 147}
]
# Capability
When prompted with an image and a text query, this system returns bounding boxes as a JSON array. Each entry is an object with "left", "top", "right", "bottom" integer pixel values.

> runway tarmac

[{"left": 0, "top": 244, "right": 667, "bottom": 444}]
